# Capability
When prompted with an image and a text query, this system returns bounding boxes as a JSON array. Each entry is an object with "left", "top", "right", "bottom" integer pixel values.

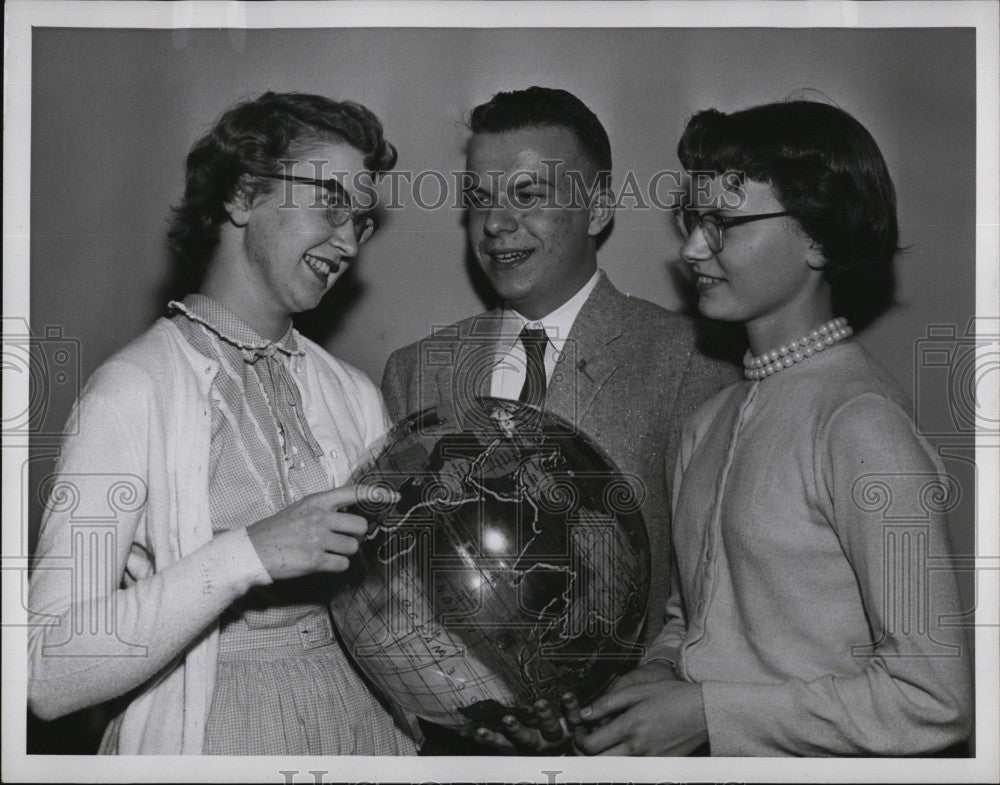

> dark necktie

[{"left": 517, "top": 326, "right": 548, "bottom": 407}]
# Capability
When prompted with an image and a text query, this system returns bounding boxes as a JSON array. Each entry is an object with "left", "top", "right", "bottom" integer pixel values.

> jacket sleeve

[
  {"left": 698, "top": 394, "right": 974, "bottom": 755},
  {"left": 380, "top": 345, "right": 413, "bottom": 423},
  {"left": 27, "top": 362, "right": 272, "bottom": 721}
]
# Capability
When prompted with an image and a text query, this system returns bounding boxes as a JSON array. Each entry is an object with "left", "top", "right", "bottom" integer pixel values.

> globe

[{"left": 330, "top": 397, "right": 650, "bottom": 734}]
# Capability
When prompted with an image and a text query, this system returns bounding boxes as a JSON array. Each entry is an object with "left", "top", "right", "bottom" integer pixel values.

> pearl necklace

[{"left": 743, "top": 317, "right": 853, "bottom": 380}]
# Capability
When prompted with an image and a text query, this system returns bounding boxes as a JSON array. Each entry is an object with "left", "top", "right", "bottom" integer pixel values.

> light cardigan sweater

[
  {"left": 644, "top": 342, "right": 973, "bottom": 756},
  {"left": 27, "top": 318, "right": 389, "bottom": 753}
]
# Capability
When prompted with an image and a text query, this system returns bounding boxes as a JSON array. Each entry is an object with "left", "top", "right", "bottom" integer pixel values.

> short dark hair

[
  {"left": 168, "top": 91, "right": 397, "bottom": 270},
  {"left": 677, "top": 100, "right": 899, "bottom": 280},
  {"left": 468, "top": 86, "right": 612, "bottom": 189}
]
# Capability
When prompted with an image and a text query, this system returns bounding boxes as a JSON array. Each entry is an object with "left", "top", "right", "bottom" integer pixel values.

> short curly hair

[
  {"left": 168, "top": 91, "right": 397, "bottom": 270},
  {"left": 677, "top": 100, "right": 899, "bottom": 281}
]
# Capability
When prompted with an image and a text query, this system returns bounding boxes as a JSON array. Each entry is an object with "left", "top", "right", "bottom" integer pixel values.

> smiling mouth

[
  {"left": 488, "top": 249, "right": 534, "bottom": 266},
  {"left": 695, "top": 273, "right": 726, "bottom": 291},
  {"left": 303, "top": 252, "right": 343, "bottom": 284}
]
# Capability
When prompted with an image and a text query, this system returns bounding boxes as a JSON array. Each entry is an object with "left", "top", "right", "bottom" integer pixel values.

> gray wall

[{"left": 30, "top": 28, "right": 975, "bottom": 389}]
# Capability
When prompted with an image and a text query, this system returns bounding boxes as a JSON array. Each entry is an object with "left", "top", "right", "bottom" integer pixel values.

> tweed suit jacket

[{"left": 381, "top": 273, "right": 740, "bottom": 643}]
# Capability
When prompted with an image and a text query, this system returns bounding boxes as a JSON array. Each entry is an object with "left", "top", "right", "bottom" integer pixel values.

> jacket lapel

[
  {"left": 548, "top": 274, "right": 624, "bottom": 424},
  {"left": 427, "top": 279, "right": 626, "bottom": 425}
]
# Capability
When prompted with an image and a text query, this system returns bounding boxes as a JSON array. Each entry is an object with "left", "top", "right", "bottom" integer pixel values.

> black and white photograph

[{"left": 3, "top": 1, "right": 998, "bottom": 782}]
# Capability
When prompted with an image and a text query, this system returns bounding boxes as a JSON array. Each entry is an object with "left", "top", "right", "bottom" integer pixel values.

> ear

[
  {"left": 224, "top": 176, "right": 255, "bottom": 227},
  {"left": 805, "top": 241, "right": 827, "bottom": 271},
  {"left": 586, "top": 190, "right": 615, "bottom": 237}
]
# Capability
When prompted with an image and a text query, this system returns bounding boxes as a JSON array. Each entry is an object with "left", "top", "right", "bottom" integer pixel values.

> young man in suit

[{"left": 380, "top": 86, "right": 740, "bottom": 753}]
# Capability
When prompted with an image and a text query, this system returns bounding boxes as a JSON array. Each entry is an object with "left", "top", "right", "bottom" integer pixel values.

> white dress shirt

[{"left": 490, "top": 270, "right": 601, "bottom": 400}]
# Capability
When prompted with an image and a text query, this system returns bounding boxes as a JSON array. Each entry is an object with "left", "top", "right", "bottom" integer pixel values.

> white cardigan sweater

[{"left": 27, "top": 318, "right": 389, "bottom": 753}]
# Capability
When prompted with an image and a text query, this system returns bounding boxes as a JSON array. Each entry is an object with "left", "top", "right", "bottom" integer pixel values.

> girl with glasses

[
  {"left": 27, "top": 92, "right": 416, "bottom": 756},
  {"left": 570, "top": 100, "right": 974, "bottom": 756}
]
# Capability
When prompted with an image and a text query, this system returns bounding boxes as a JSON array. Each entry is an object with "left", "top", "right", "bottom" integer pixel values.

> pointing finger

[{"left": 310, "top": 483, "right": 400, "bottom": 511}]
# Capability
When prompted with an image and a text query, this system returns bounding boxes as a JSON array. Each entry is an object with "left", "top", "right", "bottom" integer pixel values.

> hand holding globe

[{"left": 329, "top": 398, "right": 651, "bottom": 737}]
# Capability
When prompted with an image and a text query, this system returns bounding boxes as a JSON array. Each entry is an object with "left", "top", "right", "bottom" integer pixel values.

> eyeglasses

[
  {"left": 263, "top": 173, "right": 378, "bottom": 244},
  {"left": 674, "top": 206, "right": 790, "bottom": 253}
]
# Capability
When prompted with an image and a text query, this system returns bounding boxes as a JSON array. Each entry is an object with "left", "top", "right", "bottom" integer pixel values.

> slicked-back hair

[
  {"left": 678, "top": 100, "right": 900, "bottom": 281},
  {"left": 168, "top": 91, "right": 397, "bottom": 270},
  {"left": 469, "top": 86, "right": 612, "bottom": 190}
]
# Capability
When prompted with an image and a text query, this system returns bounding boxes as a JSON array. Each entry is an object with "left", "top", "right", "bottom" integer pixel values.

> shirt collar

[
  {"left": 502, "top": 269, "right": 601, "bottom": 348},
  {"left": 169, "top": 294, "right": 302, "bottom": 359}
]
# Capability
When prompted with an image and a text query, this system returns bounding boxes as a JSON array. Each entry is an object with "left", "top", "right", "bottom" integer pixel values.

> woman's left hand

[{"left": 573, "top": 680, "right": 709, "bottom": 756}]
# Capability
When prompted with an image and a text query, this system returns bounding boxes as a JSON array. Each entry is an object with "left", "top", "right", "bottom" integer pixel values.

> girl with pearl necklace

[{"left": 568, "top": 100, "right": 974, "bottom": 757}]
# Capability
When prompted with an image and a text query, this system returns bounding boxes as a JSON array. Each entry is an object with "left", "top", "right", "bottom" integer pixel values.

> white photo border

[{"left": 3, "top": 2, "right": 998, "bottom": 783}]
